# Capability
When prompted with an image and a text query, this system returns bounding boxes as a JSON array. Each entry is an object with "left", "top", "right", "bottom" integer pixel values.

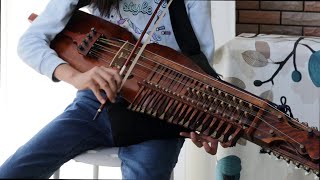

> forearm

[
  {"left": 54, "top": 63, "right": 122, "bottom": 104},
  {"left": 53, "top": 63, "right": 81, "bottom": 86},
  {"left": 17, "top": 0, "right": 79, "bottom": 82}
]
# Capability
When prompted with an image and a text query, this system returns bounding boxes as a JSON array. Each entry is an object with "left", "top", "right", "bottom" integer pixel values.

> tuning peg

[
  {"left": 86, "top": 33, "right": 92, "bottom": 39},
  {"left": 284, "top": 157, "right": 290, "bottom": 162},
  {"left": 293, "top": 162, "right": 301, "bottom": 169},
  {"left": 275, "top": 156, "right": 282, "bottom": 161},
  {"left": 287, "top": 161, "right": 293, "bottom": 168},
  {"left": 91, "top": 27, "right": 97, "bottom": 34},
  {"left": 300, "top": 145, "right": 306, "bottom": 153},
  {"left": 269, "top": 129, "right": 276, "bottom": 137},
  {"left": 78, "top": 44, "right": 84, "bottom": 51},
  {"left": 266, "top": 149, "right": 271, "bottom": 154},
  {"left": 304, "top": 166, "right": 311, "bottom": 176},
  {"left": 259, "top": 148, "right": 269, "bottom": 154},
  {"left": 280, "top": 156, "right": 284, "bottom": 160},
  {"left": 308, "top": 128, "right": 314, "bottom": 137},
  {"left": 304, "top": 166, "right": 310, "bottom": 172},
  {"left": 272, "top": 152, "right": 282, "bottom": 161},
  {"left": 82, "top": 39, "right": 88, "bottom": 45},
  {"left": 311, "top": 126, "right": 319, "bottom": 131},
  {"left": 301, "top": 122, "right": 309, "bottom": 127},
  {"left": 313, "top": 170, "right": 319, "bottom": 177}
]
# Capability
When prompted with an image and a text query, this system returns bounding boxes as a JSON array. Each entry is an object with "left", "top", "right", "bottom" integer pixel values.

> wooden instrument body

[
  {"left": 45, "top": 11, "right": 204, "bottom": 103},
  {"left": 28, "top": 10, "right": 319, "bottom": 175}
]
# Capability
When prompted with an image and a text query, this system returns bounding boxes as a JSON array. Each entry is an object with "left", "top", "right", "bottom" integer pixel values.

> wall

[{"left": 236, "top": 1, "right": 320, "bottom": 36}]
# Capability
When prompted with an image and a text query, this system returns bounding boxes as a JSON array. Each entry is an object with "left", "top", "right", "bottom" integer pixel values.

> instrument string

[
  {"left": 91, "top": 39, "right": 307, "bottom": 144},
  {"left": 92, "top": 40, "right": 293, "bottom": 123},
  {"left": 92, "top": 39, "right": 278, "bottom": 116},
  {"left": 92, "top": 39, "right": 308, "bottom": 134},
  {"left": 88, "top": 38, "right": 304, "bottom": 146},
  {"left": 92, "top": 40, "right": 280, "bottom": 116}
]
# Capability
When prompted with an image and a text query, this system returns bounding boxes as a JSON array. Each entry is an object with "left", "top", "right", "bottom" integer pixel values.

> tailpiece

[{"left": 28, "top": 10, "right": 319, "bottom": 176}]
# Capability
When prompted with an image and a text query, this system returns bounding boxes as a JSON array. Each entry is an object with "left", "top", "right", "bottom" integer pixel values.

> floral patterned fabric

[{"left": 213, "top": 33, "right": 320, "bottom": 180}]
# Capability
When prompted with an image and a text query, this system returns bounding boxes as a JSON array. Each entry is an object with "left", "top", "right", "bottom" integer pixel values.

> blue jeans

[{"left": 0, "top": 90, "right": 184, "bottom": 179}]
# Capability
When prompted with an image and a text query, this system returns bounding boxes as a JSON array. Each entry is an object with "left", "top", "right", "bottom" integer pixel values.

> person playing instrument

[{"left": 0, "top": 0, "right": 218, "bottom": 179}]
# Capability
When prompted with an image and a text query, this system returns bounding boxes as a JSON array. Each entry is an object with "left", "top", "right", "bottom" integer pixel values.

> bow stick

[{"left": 93, "top": 0, "right": 174, "bottom": 120}]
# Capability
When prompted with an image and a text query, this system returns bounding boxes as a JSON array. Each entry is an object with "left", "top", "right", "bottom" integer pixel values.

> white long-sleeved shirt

[{"left": 17, "top": 0, "right": 215, "bottom": 81}]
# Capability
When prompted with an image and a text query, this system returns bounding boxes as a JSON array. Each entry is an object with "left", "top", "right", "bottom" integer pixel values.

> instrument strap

[
  {"left": 168, "top": 0, "right": 220, "bottom": 79},
  {"left": 76, "top": 0, "right": 90, "bottom": 9}
]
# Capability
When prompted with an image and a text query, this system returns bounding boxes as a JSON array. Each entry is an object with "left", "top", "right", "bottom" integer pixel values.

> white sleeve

[
  {"left": 186, "top": 0, "right": 215, "bottom": 65},
  {"left": 17, "top": 0, "right": 80, "bottom": 81}
]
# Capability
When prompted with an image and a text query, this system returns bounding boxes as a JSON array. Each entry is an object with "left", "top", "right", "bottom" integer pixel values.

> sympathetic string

[{"left": 87, "top": 37, "right": 305, "bottom": 147}]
